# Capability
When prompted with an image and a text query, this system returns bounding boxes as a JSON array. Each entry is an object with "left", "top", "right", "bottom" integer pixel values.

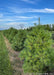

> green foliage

[
  {"left": 45, "top": 24, "right": 51, "bottom": 31},
  {"left": 19, "top": 25, "right": 54, "bottom": 74},
  {"left": 1, "top": 25, "right": 54, "bottom": 74},
  {"left": 0, "top": 33, "right": 13, "bottom": 75},
  {"left": 3, "top": 28, "right": 18, "bottom": 43},
  {"left": 52, "top": 24, "right": 54, "bottom": 31},
  {"left": 12, "top": 29, "right": 27, "bottom": 51},
  {"left": 8, "top": 29, "right": 18, "bottom": 43},
  {"left": 52, "top": 33, "right": 54, "bottom": 40}
]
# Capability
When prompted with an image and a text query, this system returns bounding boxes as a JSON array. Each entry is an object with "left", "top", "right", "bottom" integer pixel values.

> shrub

[
  {"left": 12, "top": 29, "right": 27, "bottom": 51},
  {"left": 52, "top": 34, "right": 54, "bottom": 40},
  {"left": 3, "top": 28, "right": 18, "bottom": 43},
  {"left": 19, "top": 25, "right": 54, "bottom": 74}
]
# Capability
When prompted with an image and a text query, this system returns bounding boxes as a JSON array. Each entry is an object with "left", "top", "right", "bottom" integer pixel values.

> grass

[{"left": 0, "top": 32, "right": 13, "bottom": 75}]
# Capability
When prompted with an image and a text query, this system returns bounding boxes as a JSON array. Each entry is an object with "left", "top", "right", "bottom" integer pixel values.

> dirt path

[
  {"left": 53, "top": 45, "right": 54, "bottom": 48},
  {"left": 3, "top": 36, "right": 24, "bottom": 75}
]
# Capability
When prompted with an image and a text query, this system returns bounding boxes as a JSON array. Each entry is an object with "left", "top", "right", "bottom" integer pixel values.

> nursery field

[{"left": 0, "top": 25, "right": 54, "bottom": 75}]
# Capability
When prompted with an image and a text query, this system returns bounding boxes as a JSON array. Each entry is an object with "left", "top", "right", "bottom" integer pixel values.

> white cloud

[
  {"left": 21, "top": 0, "right": 35, "bottom": 4},
  {"left": 1, "top": 7, "right": 54, "bottom": 30},
  {"left": 28, "top": 8, "right": 54, "bottom": 13},
  {"left": 0, "top": 22, "right": 27, "bottom": 29},
  {"left": 21, "top": 0, "right": 40, "bottom": 4},
  {"left": 3, "top": 22, "right": 29, "bottom": 29},
  {"left": 0, "top": 15, "right": 38, "bottom": 23},
  {"left": 6, "top": 22, "right": 28, "bottom": 26},
  {"left": 9, "top": 7, "right": 54, "bottom": 13},
  {"left": 44, "top": 8, "right": 54, "bottom": 12},
  {"left": 0, "top": 21, "right": 35, "bottom": 29},
  {"left": 15, "top": 16, "right": 38, "bottom": 19},
  {"left": 0, "top": 19, "right": 14, "bottom": 22}
]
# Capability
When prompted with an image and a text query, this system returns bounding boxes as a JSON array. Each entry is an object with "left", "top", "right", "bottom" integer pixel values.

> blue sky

[{"left": 0, "top": 0, "right": 54, "bottom": 29}]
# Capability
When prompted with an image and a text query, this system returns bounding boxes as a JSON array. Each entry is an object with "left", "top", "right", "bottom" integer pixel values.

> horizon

[{"left": 0, "top": 0, "right": 54, "bottom": 29}]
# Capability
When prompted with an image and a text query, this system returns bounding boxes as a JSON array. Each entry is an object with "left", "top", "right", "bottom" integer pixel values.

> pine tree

[{"left": 19, "top": 25, "right": 54, "bottom": 74}]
